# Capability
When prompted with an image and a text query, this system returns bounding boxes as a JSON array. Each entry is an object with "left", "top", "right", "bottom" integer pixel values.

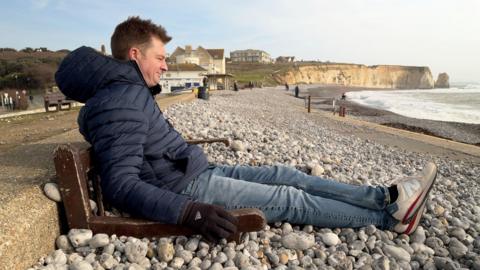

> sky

[{"left": 1, "top": 0, "right": 480, "bottom": 82}]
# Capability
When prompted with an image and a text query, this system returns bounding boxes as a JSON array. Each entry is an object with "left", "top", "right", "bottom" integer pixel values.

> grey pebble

[
  {"left": 410, "top": 226, "right": 426, "bottom": 244},
  {"left": 320, "top": 232, "right": 340, "bottom": 247},
  {"left": 213, "top": 252, "right": 228, "bottom": 264},
  {"left": 449, "top": 228, "right": 467, "bottom": 241},
  {"left": 448, "top": 238, "right": 468, "bottom": 259},
  {"left": 177, "top": 250, "right": 193, "bottom": 263},
  {"left": 170, "top": 257, "right": 184, "bottom": 269},
  {"left": 90, "top": 234, "right": 110, "bottom": 249},
  {"left": 366, "top": 225, "right": 377, "bottom": 235},
  {"left": 188, "top": 257, "right": 202, "bottom": 268},
  {"left": 100, "top": 253, "right": 118, "bottom": 269},
  {"left": 199, "top": 259, "right": 211, "bottom": 270},
  {"left": 158, "top": 240, "right": 175, "bottom": 262},
  {"left": 84, "top": 253, "right": 96, "bottom": 264},
  {"left": 197, "top": 248, "right": 209, "bottom": 259},
  {"left": 56, "top": 235, "right": 73, "bottom": 252},
  {"left": 433, "top": 256, "right": 461, "bottom": 270},
  {"left": 103, "top": 244, "right": 115, "bottom": 255},
  {"left": 223, "top": 247, "right": 236, "bottom": 260},
  {"left": 70, "top": 261, "right": 94, "bottom": 270},
  {"left": 281, "top": 232, "right": 315, "bottom": 250},
  {"left": 208, "top": 262, "right": 223, "bottom": 270},
  {"left": 185, "top": 238, "right": 200, "bottom": 252},
  {"left": 124, "top": 239, "right": 148, "bottom": 264},
  {"left": 44, "top": 182, "right": 62, "bottom": 202},
  {"left": 234, "top": 253, "right": 250, "bottom": 268},
  {"left": 52, "top": 249, "right": 67, "bottom": 265},
  {"left": 68, "top": 229, "right": 93, "bottom": 248},
  {"left": 281, "top": 223, "right": 293, "bottom": 235},
  {"left": 67, "top": 253, "right": 83, "bottom": 264}
]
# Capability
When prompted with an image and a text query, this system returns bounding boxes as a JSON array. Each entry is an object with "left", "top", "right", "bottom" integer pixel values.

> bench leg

[
  {"left": 44, "top": 102, "right": 59, "bottom": 112},
  {"left": 59, "top": 103, "right": 73, "bottom": 111},
  {"left": 228, "top": 232, "right": 241, "bottom": 243}
]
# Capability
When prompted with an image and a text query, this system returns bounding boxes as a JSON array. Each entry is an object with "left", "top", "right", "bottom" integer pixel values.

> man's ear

[{"left": 127, "top": 47, "right": 141, "bottom": 61}]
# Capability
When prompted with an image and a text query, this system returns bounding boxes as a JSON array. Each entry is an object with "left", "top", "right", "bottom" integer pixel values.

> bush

[{"left": 0, "top": 49, "right": 67, "bottom": 90}]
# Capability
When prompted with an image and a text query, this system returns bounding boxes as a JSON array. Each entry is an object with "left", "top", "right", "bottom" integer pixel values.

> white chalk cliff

[{"left": 274, "top": 64, "right": 435, "bottom": 89}]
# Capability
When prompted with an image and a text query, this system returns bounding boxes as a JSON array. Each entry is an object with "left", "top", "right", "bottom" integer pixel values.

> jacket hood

[{"left": 55, "top": 46, "right": 146, "bottom": 103}]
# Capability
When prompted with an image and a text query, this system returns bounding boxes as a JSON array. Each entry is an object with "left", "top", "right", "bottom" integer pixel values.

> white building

[
  {"left": 230, "top": 49, "right": 272, "bottom": 63},
  {"left": 160, "top": 63, "right": 207, "bottom": 93},
  {"left": 169, "top": 45, "right": 226, "bottom": 74}
]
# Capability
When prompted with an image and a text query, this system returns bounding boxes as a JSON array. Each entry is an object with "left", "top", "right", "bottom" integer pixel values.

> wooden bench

[
  {"left": 44, "top": 92, "right": 74, "bottom": 112},
  {"left": 53, "top": 141, "right": 266, "bottom": 242}
]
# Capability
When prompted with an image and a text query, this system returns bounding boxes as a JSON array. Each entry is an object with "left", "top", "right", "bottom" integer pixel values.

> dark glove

[{"left": 179, "top": 201, "right": 238, "bottom": 242}]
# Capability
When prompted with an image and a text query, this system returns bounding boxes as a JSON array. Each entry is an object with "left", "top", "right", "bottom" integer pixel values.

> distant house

[
  {"left": 169, "top": 45, "right": 225, "bottom": 74},
  {"left": 276, "top": 56, "right": 295, "bottom": 63},
  {"left": 230, "top": 49, "right": 272, "bottom": 63},
  {"left": 160, "top": 63, "right": 207, "bottom": 93}
]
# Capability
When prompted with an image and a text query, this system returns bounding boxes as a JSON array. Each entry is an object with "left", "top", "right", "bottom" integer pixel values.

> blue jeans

[{"left": 181, "top": 165, "right": 398, "bottom": 230}]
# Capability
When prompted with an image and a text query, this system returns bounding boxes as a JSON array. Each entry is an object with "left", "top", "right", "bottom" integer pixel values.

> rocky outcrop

[
  {"left": 434, "top": 73, "right": 450, "bottom": 88},
  {"left": 273, "top": 63, "right": 435, "bottom": 89}
]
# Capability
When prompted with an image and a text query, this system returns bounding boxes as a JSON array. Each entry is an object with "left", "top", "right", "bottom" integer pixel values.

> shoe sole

[
  {"left": 402, "top": 165, "right": 437, "bottom": 224},
  {"left": 403, "top": 201, "right": 426, "bottom": 235}
]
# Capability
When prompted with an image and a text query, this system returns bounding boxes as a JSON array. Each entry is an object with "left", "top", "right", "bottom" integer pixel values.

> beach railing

[
  {"left": 305, "top": 95, "right": 347, "bottom": 117},
  {"left": 305, "top": 95, "right": 322, "bottom": 113}
]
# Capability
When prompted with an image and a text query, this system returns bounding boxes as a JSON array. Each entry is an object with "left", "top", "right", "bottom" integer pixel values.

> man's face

[{"left": 130, "top": 36, "right": 168, "bottom": 87}]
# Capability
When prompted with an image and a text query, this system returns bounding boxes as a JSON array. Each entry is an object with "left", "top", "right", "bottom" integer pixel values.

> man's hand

[{"left": 179, "top": 201, "right": 238, "bottom": 242}]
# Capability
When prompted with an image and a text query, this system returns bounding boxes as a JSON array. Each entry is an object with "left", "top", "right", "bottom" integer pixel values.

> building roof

[
  {"left": 231, "top": 49, "right": 269, "bottom": 54},
  {"left": 167, "top": 63, "right": 206, "bottom": 72},
  {"left": 206, "top": 49, "right": 224, "bottom": 59},
  {"left": 174, "top": 47, "right": 185, "bottom": 53},
  {"left": 172, "top": 46, "right": 224, "bottom": 60}
]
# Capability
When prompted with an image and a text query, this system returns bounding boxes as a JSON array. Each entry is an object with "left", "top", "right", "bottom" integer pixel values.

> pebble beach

[{"left": 33, "top": 87, "right": 480, "bottom": 270}]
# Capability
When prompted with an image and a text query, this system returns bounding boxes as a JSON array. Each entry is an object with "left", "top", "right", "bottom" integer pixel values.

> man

[{"left": 55, "top": 17, "right": 437, "bottom": 242}]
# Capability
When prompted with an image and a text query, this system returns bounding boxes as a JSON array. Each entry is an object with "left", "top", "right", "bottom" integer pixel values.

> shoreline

[{"left": 304, "top": 85, "right": 480, "bottom": 146}]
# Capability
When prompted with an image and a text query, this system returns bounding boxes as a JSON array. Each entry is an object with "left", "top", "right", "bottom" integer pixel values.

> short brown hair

[{"left": 111, "top": 16, "right": 172, "bottom": 60}]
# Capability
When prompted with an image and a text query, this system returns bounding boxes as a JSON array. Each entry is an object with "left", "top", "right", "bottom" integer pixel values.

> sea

[{"left": 346, "top": 83, "right": 480, "bottom": 124}]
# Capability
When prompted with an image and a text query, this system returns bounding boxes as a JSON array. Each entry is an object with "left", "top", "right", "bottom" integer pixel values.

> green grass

[{"left": 226, "top": 62, "right": 294, "bottom": 86}]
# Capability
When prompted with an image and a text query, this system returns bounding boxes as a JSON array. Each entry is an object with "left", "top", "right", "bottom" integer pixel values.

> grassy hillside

[
  {"left": 226, "top": 61, "right": 337, "bottom": 86},
  {"left": 0, "top": 50, "right": 68, "bottom": 92},
  {"left": 226, "top": 62, "right": 294, "bottom": 86}
]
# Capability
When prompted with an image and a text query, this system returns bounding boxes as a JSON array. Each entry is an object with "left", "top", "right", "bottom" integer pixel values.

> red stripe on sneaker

[
  {"left": 402, "top": 190, "right": 424, "bottom": 224},
  {"left": 405, "top": 210, "right": 420, "bottom": 235}
]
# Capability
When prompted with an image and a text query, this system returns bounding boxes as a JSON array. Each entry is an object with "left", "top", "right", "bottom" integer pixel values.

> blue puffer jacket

[{"left": 55, "top": 47, "right": 209, "bottom": 224}]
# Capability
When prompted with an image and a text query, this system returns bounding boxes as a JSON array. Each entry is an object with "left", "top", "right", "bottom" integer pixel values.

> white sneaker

[
  {"left": 394, "top": 201, "right": 426, "bottom": 235},
  {"left": 390, "top": 162, "right": 437, "bottom": 224}
]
